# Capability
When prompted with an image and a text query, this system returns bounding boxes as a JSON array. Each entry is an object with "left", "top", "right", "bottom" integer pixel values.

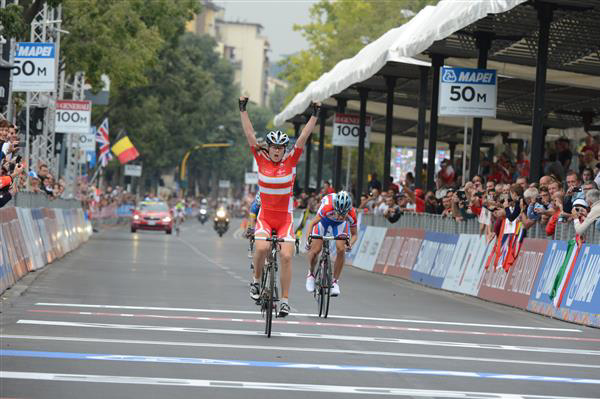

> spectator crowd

[{"left": 361, "top": 136, "right": 600, "bottom": 242}]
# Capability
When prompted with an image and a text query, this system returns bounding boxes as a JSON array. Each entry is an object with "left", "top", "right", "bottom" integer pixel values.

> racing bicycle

[
  {"left": 255, "top": 230, "right": 284, "bottom": 337},
  {"left": 309, "top": 234, "right": 348, "bottom": 318}
]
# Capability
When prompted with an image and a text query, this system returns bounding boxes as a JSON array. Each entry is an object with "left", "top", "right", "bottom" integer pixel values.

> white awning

[{"left": 274, "top": 0, "right": 527, "bottom": 126}]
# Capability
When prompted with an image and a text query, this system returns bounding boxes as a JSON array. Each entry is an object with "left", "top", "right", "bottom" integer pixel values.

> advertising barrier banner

[
  {"left": 528, "top": 241, "right": 600, "bottom": 327},
  {"left": 478, "top": 238, "right": 548, "bottom": 308},
  {"left": 373, "top": 228, "right": 424, "bottom": 278},
  {"left": 352, "top": 226, "right": 387, "bottom": 272},
  {"left": 411, "top": 232, "right": 459, "bottom": 288},
  {"left": 442, "top": 234, "right": 493, "bottom": 295}
]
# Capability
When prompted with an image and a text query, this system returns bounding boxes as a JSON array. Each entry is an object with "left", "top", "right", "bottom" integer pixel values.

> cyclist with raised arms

[
  {"left": 240, "top": 96, "right": 320, "bottom": 317},
  {"left": 305, "top": 191, "right": 358, "bottom": 296}
]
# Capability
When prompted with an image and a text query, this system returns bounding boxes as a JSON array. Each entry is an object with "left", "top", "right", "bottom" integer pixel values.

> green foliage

[
  {"left": 0, "top": 4, "right": 26, "bottom": 38},
  {"left": 61, "top": 0, "right": 199, "bottom": 91},
  {"left": 108, "top": 33, "right": 253, "bottom": 190},
  {"left": 279, "top": 0, "right": 437, "bottom": 100}
]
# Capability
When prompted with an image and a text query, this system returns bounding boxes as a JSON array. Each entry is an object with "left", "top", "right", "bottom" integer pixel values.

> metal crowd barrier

[
  {"left": 8, "top": 192, "right": 82, "bottom": 209},
  {"left": 363, "top": 212, "right": 600, "bottom": 245}
]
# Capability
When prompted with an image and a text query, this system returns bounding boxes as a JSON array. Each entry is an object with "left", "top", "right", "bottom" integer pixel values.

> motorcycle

[
  {"left": 213, "top": 208, "right": 229, "bottom": 237},
  {"left": 198, "top": 207, "right": 208, "bottom": 224}
]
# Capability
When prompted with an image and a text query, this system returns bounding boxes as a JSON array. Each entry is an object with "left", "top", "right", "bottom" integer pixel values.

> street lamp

[{"left": 179, "top": 141, "right": 233, "bottom": 194}]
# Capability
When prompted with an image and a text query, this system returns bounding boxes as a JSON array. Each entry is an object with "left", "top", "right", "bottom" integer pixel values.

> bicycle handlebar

[
  {"left": 309, "top": 235, "right": 349, "bottom": 241},
  {"left": 255, "top": 236, "right": 286, "bottom": 243}
]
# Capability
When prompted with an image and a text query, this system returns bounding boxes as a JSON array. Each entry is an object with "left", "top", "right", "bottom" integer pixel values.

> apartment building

[{"left": 187, "top": 1, "right": 270, "bottom": 106}]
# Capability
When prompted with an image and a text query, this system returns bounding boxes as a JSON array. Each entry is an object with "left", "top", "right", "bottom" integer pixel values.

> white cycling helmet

[
  {"left": 265, "top": 130, "right": 289, "bottom": 147},
  {"left": 254, "top": 192, "right": 261, "bottom": 205},
  {"left": 333, "top": 191, "right": 352, "bottom": 215}
]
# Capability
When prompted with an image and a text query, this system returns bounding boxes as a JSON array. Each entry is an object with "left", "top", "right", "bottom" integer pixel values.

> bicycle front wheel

[
  {"left": 322, "top": 258, "right": 332, "bottom": 318},
  {"left": 265, "top": 265, "right": 275, "bottom": 337}
]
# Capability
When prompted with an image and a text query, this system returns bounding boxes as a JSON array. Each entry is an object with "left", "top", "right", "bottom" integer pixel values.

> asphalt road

[{"left": 1, "top": 219, "right": 599, "bottom": 399}]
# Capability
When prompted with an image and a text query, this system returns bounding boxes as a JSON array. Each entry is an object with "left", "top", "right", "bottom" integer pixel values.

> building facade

[{"left": 187, "top": 1, "right": 270, "bottom": 107}]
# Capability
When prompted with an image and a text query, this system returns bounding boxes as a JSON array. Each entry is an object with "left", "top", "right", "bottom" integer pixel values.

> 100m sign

[
  {"left": 56, "top": 111, "right": 88, "bottom": 124},
  {"left": 336, "top": 125, "right": 360, "bottom": 137}
]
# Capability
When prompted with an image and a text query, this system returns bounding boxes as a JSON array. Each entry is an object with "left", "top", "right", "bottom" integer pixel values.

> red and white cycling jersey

[
  {"left": 252, "top": 145, "right": 302, "bottom": 212},
  {"left": 317, "top": 199, "right": 358, "bottom": 228}
]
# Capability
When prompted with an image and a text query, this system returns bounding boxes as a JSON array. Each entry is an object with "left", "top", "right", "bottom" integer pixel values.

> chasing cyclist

[
  {"left": 305, "top": 191, "right": 358, "bottom": 296},
  {"left": 174, "top": 199, "right": 186, "bottom": 225},
  {"left": 240, "top": 95, "right": 320, "bottom": 317},
  {"left": 246, "top": 192, "right": 261, "bottom": 238}
]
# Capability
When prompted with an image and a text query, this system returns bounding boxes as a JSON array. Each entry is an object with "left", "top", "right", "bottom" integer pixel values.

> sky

[{"left": 214, "top": 0, "right": 317, "bottom": 62}]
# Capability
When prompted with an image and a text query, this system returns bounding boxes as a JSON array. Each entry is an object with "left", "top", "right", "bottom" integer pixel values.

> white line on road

[
  {"left": 16, "top": 320, "right": 600, "bottom": 356},
  {"left": 0, "top": 371, "right": 596, "bottom": 398},
  {"left": 3, "top": 334, "right": 600, "bottom": 369},
  {"left": 33, "top": 303, "right": 581, "bottom": 332},
  {"left": 26, "top": 309, "right": 600, "bottom": 343}
]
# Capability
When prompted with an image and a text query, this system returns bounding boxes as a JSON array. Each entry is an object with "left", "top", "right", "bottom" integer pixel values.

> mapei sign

[
  {"left": 12, "top": 43, "right": 56, "bottom": 92},
  {"left": 438, "top": 67, "right": 497, "bottom": 118}
]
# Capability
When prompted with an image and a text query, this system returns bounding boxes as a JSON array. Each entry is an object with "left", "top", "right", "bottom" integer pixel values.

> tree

[
  {"left": 107, "top": 33, "right": 252, "bottom": 194},
  {"left": 279, "top": 0, "right": 437, "bottom": 101},
  {"left": 61, "top": 0, "right": 199, "bottom": 90}
]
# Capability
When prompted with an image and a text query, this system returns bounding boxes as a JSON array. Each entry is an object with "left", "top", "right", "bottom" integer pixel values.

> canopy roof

[
  {"left": 275, "top": 0, "right": 600, "bottom": 129},
  {"left": 274, "top": 0, "right": 527, "bottom": 126}
]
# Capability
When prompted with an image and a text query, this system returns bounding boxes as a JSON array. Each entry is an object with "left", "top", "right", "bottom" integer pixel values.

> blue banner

[
  {"left": 411, "top": 232, "right": 459, "bottom": 288},
  {"left": 528, "top": 241, "right": 600, "bottom": 327}
]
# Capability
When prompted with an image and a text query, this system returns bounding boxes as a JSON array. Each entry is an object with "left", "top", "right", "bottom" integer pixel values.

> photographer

[
  {"left": 574, "top": 189, "right": 600, "bottom": 237},
  {"left": 384, "top": 193, "right": 409, "bottom": 223},
  {"left": 562, "top": 171, "right": 584, "bottom": 213},
  {"left": 0, "top": 161, "right": 24, "bottom": 208}
]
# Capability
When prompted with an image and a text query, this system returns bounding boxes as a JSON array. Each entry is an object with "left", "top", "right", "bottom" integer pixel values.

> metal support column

[
  {"left": 427, "top": 54, "right": 444, "bottom": 191},
  {"left": 530, "top": 3, "right": 554, "bottom": 182},
  {"left": 415, "top": 66, "right": 428, "bottom": 189},
  {"left": 333, "top": 98, "right": 346, "bottom": 190},
  {"left": 316, "top": 109, "right": 327, "bottom": 191},
  {"left": 449, "top": 142, "right": 456, "bottom": 162},
  {"left": 383, "top": 76, "right": 396, "bottom": 191},
  {"left": 356, "top": 88, "right": 369, "bottom": 198},
  {"left": 470, "top": 32, "right": 492, "bottom": 179}
]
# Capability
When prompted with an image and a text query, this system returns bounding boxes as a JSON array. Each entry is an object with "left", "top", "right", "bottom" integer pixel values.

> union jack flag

[{"left": 95, "top": 118, "right": 113, "bottom": 167}]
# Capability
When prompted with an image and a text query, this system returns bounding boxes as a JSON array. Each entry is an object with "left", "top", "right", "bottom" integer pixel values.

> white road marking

[
  {"left": 3, "top": 334, "right": 600, "bottom": 369},
  {"left": 0, "top": 371, "right": 595, "bottom": 398},
  {"left": 33, "top": 303, "right": 581, "bottom": 332},
  {"left": 16, "top": 320, "right": 600, "bottom": 356}
]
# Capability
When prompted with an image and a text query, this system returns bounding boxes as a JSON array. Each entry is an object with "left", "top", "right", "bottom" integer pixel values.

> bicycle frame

[
  {"left": 255, "top": 232, "right": 284, "bottom": 337},
  {"left": 309, "top": 235, "right": 348, "bottom": 318}
]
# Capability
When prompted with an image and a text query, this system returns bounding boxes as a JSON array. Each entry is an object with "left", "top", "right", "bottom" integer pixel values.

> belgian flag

[{"left": 111, "top": 136, "right": 140, "bottom": 165}]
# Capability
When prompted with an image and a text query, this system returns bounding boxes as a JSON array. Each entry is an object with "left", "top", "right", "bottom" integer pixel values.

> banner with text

[
  {"left": 478, "top": 239, "right": 548, "bottom": 309},
  {"left": 528, "top": 241, "right": 600, "bottom": 327},
  {"left": 55, "top": 100, "right": 92, "bottom": 134},
  {"left": 373, "top": 228, "right": 424, "bottom": 279},
  {"left": 411, "top": 232, "right": 459, "bottom": 288},
  {"left": 12, "top": 42, "right": 56, "bottom": 92},
  {"left": 442, "top": 234, "right": 493, "bottom": 296},
  {"left": 332, "top": 113, "right": 371, "bottom": 148}
]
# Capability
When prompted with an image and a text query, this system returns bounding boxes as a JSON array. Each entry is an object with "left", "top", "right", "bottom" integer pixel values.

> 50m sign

[
  {"left": 55, "top": 100, "right": 92, "bottom": 134},
  {"left": 438, "top": 67, "right": 497, "bottom": 118},
  {"left": 12, "top": 43, "right": 56, "bottom": 92}
]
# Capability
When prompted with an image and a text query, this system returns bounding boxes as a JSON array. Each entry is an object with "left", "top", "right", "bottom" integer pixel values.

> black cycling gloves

[
  {"left": 310, "top": 102, "right": 321, "bottom": 117},
  {"left": 239, "top": 97, "right": 249, "bottom": 112}
]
